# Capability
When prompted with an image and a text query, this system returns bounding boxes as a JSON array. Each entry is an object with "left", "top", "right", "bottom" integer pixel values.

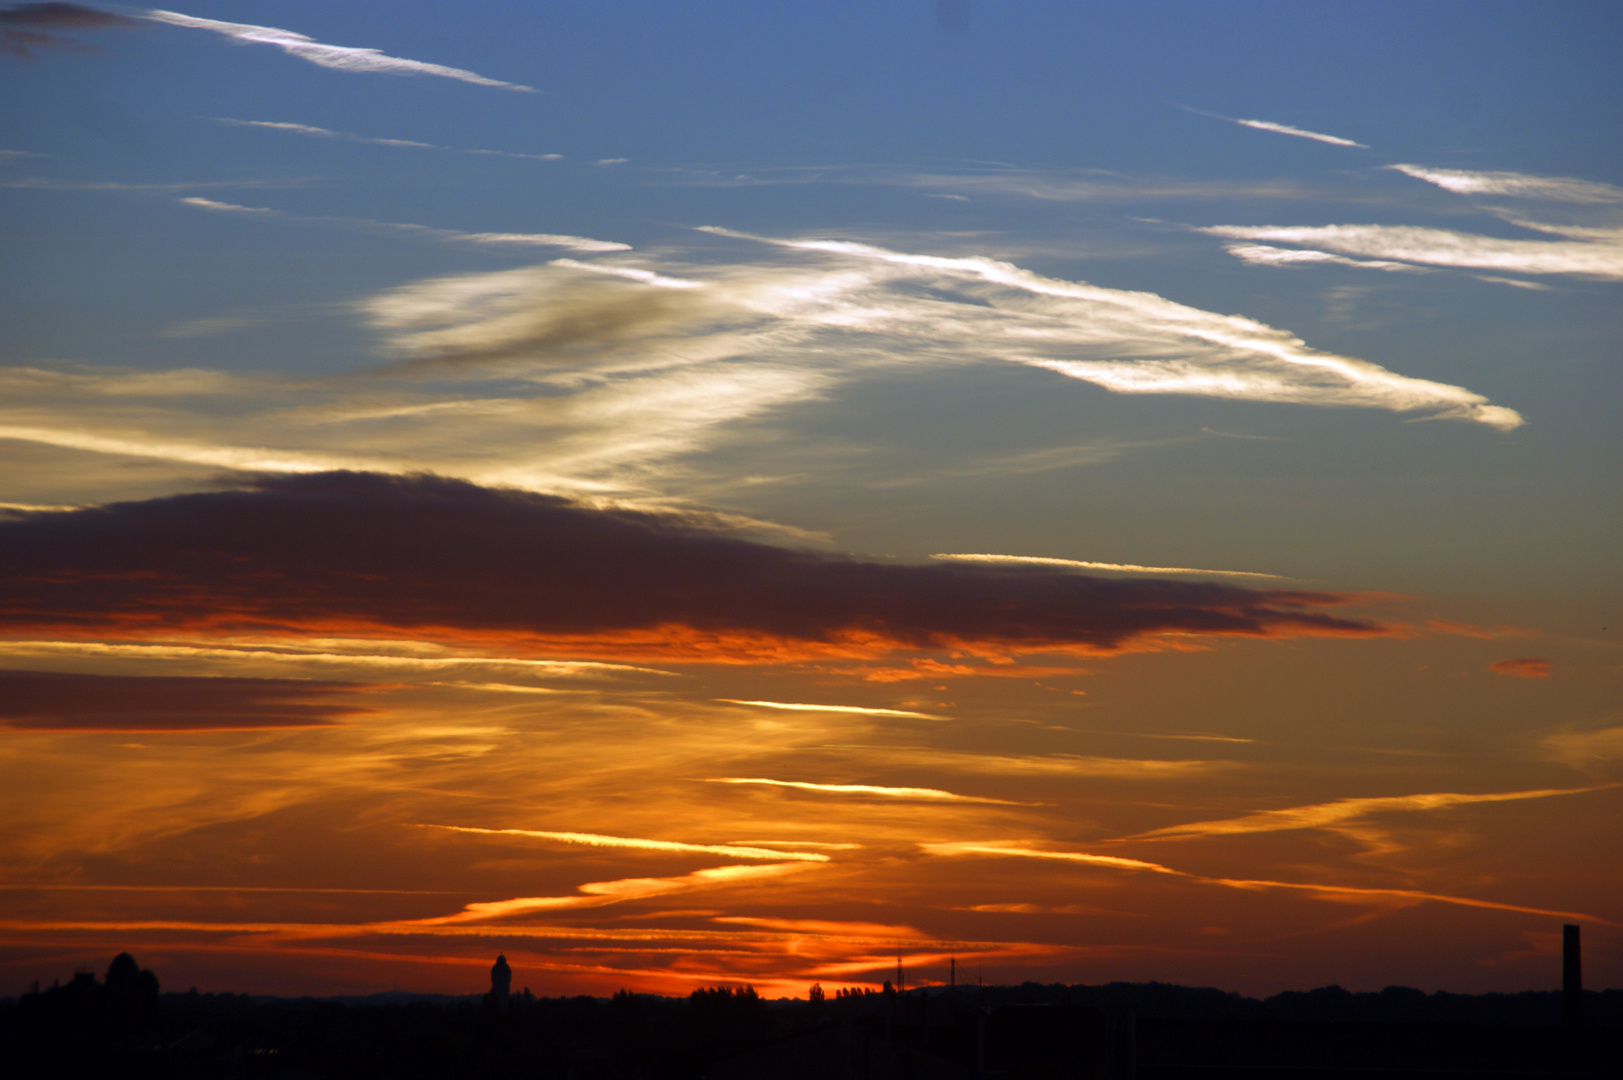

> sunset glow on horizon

[{"left": 1, "top": 1, "right": 1618, "bottom": 1001}]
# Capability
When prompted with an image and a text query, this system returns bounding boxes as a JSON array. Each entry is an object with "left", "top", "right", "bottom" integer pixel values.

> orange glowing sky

[{"left": 1, "top": 1, "right": 1619, "bottom": 1001}]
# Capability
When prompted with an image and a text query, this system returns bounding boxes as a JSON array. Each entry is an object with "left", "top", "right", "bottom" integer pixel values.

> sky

[{"left": 1, "top": 1, "right": 1619, "bottom": 1000}]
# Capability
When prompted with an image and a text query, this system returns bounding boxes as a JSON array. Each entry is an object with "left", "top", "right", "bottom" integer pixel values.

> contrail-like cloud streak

[
  {"left": 1127, "top": 786, "right": 1607, "bottom": 841},
  {"left": 719, "top": 699, "right": 946, "bottom": 719},
  {"left": 179, "top": 196, "right": 628, "bottom": 252},
  {"left": 1179, "top": 107, "right": 1366, "bottom": 148},
  {"left": 710, "top": 778, "right": 1016, "bottom": 803},
  {"left": 933, "top": 553, "right": 1285, "bottom": 580},
  {"left": 921, "top": 843, "right": 1182, "bottom": 873},
  {"left": 1232, "top": 118, "right": 1368, "bottom": 148},
  {"left": 416, "top": 825, "right": 831, "bottom": 862},
  {"left": 214, "top": 118, "right": 562, "bottom": 161},
  {"left": 924, "top": 842, "right": 1611, "bottom": 923},
  {"left": 144, "top": 10, "right": 533, "bottom": 91}
]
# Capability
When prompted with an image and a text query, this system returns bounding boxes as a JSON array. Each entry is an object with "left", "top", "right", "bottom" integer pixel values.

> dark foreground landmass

[{"left": 2, "top": 961, "right": 1618, "bottom": 1079}]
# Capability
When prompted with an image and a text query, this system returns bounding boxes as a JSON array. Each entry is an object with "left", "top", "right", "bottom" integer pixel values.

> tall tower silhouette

[
  {"left": 490, "top": 954, "right": 512, "bottom": 1016},
  {"left": 1563, "top": 924, "right": 1582, "bottom": 1026}
]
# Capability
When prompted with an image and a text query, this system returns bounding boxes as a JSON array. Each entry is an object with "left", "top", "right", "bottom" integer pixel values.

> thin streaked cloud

[
  {"left": 1232, "top": 119, "right": 1367, "bottom": 149},
  {"left": 924, "top": 842, "right": 1611, "bottom": 923},
  {"left": 932, "top": 553, "right": 1286, "bottom": 580},
  {"left": 1222, "top": 243, "right": 1426, "bottom": 274},
  {"left": 413, "top": 864, "right": 815, "bottom": 923},
  {"left": 1201, "top": 222, "right": 1623, "bottom": 281},
  {"left": 709, "top": 778, "right": 1017, "bottom": 803},
  {"left": 921, "top": 842, "right": 1181, "bottom": 873},
  {"left": 179, "top": 196, "right": 629, "bottom": 252},
  {"left": 144, "top": 9, "right": 534, "bottom": 91},
  {"left": 1205, "top": 877, "right": 1607, "bottom": 924},
  {"left": 0, "top": 638, "right": 666, "bottom": 679},
  {"left": 832, "top": 745, "right": 1228, "bottom": 779},
  {"left": 214, "top": 117, "right": 562, "bottom": 161},
  {"left": 415, "top": 825, "right": 831, "bottom": 862},
  {"left": 719, "top": 700, "right": 947, "bottom": 719},
  {"left": 1178, "top": 106, "right": 1367, "bottom": 148},
  {"left": 1388, "top": 164, "right": 1623, "bottom": 204},
  {"left": 1126, "top": 786, "right": 1604, "bottom": 842}
]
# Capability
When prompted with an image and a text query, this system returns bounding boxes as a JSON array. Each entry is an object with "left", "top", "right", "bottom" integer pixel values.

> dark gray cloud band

[{"left": 0, "top": 472, "right": 1384, "bottom": 657}]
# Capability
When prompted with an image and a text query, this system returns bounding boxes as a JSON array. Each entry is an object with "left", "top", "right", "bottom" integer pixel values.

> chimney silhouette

[
  {"left": 1562, "top": 924, "right": 1582, "bottom": 1026},
  {"left": 490, "top": 954, "right": 512, "bottom": 1016}
]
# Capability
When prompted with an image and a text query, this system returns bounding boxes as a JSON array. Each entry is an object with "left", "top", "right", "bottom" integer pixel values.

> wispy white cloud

[
  {"left": 1472, "top": 275, "right": 1551, "bottom": 291},
  {"left": 702, "top": 230, "right": 1519, "bottom": 429},
  {"left": 1201, "top": 222, "right": 1623, "bottom": 281},
  {"left": 1179, "top": 106, "right": 1367, "bottom": 148},
  {"left": 216, "top": 118, "right": 435, "bottom": 149},
  {"left": 1231, "top": 118, "right": 1367, "bottom": 149},
  {"left": 214, "top": 118, "right": 561, "bottom": 160},
  {"left": 719, "top": 700, "right": 947, "bottom": 720},
  {"left": 416, "top": 825, "right": 831, "bottom": 862},
  {"left": 1388, "top": 164, "right": 1623, "bottom": 204},
  {"left": 0, "top": 229, "right": 1525, "bottom": 514},
  {"left": 932, "top": 552, "right": 1285, "bottom": 580},
  {"left": 709, "top": 778, "right": 1016, "bottom": 803},
  {"left": 144, "top": 10, "right": 534, "bottom": 91},
  {"left": 178, "top": 196, "right": 628, "bottom": 252},
  {"left": 1221, "top": 243, "right": 1426, "bottom": 274}
]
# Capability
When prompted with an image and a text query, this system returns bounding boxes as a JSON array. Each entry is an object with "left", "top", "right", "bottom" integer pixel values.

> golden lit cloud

[
  {"left": 412, "top": 864, "right": 817, "bottom": 923},
  {"left": 1127, "top": 786, "right": 1605, "bottom": 842},
  {"left": 719, "top": 699, "right": 947, "bottom": 719},
  {"left": 415, "top": 825, "right": 831, "bottom": 862},
  {"left": 709, "top": 778, "right": 1017, "bottom": 803},
  {"left": 921, "top": 842, "right": 1182, "bottom": 874}
]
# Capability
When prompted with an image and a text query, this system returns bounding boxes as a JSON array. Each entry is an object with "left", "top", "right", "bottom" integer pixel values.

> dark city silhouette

[{"left": 2, "top": 941, "right": 1619, "bottom": 1079}]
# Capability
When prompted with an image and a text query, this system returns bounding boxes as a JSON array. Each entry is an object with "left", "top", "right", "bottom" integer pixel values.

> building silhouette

[{"left": 488, "top": 953, "right": 512, "bottom": 1016}]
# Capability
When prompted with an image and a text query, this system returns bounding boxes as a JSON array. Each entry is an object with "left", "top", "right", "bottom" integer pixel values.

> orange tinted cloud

[
  {"left": 0, "top": 668, "right": 374, "bottom": 730},
  {"left": 0, "top": 472, "right": 1387, "bottom": 663},
  {"left": 1128, "top": 786, "right": 1601, "bottom": 843},
  {"left": 415, "top": 825, "right": 830, "bottom": 862},
  {"left": 1489, "top": 657, "right": 1551, "bottom": 678}
]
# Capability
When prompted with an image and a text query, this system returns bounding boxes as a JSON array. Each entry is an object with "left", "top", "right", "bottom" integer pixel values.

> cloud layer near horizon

[{"left": 0, "top": 472, "right": 1384, "bottom": 661}]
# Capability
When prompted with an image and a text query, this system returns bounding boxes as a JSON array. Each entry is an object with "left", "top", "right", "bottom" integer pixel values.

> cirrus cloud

[{"left": 143, "top": 9, "right": 533, "bottom": 91}]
